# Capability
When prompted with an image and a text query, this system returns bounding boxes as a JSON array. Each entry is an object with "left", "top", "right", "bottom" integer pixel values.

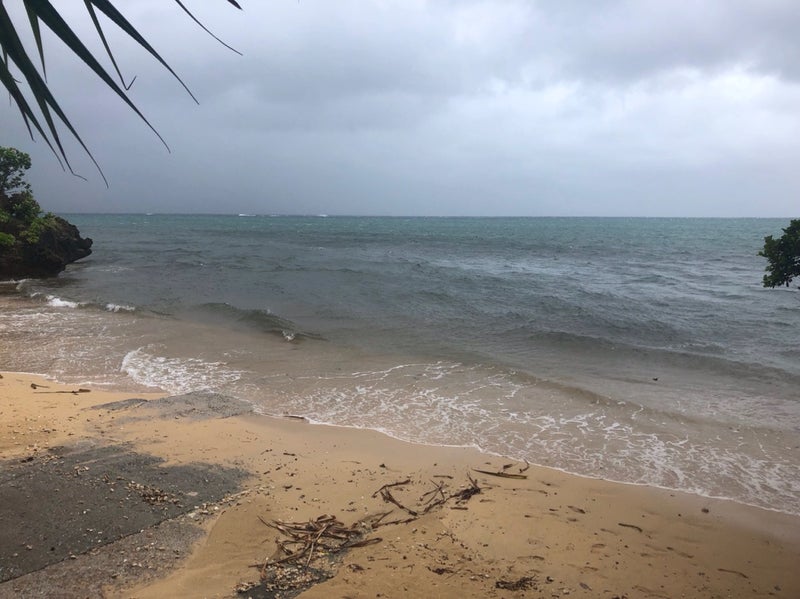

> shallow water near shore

[{"left": 1, "top": 215, "right": 798, "bottom": 514}]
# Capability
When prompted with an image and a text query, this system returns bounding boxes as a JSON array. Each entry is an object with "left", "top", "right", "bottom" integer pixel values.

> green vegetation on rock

[{"left": 1, "top": 147, "right": 52, "bottom": 245}]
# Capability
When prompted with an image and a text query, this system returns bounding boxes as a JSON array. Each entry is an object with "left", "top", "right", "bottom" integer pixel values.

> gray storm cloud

[{"left": 2, "top": 0, "right": 798, "bottom": 216}]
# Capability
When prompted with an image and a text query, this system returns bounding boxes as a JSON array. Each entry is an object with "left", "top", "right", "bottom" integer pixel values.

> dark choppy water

[{"left": 2, "top": 215, "right": 798, "bottom": 514}]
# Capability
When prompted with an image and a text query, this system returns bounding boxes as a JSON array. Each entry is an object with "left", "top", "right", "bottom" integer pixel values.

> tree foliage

[
  {"left": 760, "top": 220, "right": 800, "bottom": 288},
  {"left": 0, "top": 146, "right": 54, "bottom": 245},
  {"left": 0, "top": 146, "right": 33, "bottom": 195},
  {"left": 0, "top": 1, "right": 241, "bottom": 182}
]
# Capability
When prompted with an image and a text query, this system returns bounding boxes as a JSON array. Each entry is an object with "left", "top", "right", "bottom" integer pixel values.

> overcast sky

[{"left": 3, "top": 0, "right": 799, "bottom": 216}]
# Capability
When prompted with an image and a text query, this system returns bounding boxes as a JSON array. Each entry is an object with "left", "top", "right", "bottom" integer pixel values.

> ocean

[{"left": 1, "top": 215, "right": 798, "bottom": 515}]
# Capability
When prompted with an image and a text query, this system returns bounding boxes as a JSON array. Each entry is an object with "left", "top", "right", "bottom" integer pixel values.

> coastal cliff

[
  {"left": 0, "top": 211, "right": 92, "bottom": 279},
  {"left": 0, "top": 186, "right": 92, "bottom": 280},
  {"left": 0, "top": 146, "right": 92, "bottom": 280}
]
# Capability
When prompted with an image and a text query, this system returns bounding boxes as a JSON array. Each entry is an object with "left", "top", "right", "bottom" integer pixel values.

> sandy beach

[{"left": 1, "top": 371, "right": 798, "bottom": 598}]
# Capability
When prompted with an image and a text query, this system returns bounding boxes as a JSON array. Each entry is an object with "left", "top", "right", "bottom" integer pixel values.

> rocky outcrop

[{"left": 0, "top": 215, "right": 92, "bottom": 279}]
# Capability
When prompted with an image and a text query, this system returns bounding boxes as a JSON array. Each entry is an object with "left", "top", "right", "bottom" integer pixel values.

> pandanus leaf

[{"left": 0, "top": 1, "right": 242, "bottom": 183}]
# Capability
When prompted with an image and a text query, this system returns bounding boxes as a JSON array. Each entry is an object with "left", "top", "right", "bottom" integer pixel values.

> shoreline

[
  {"left": 2, "top": 371, "right": 799, "bottom": 598},
  {"left": 12, "top": 364, "right": 800, "bottom": 523},
  {"left": 7, "top": 367, "right": 798, "bottom": 519},
  {"left": 295, "top": 414, "right": 800, "bottom": 523}
]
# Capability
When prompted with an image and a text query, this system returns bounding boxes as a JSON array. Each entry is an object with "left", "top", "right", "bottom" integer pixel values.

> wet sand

[{"left": 1, "top": 372, "right": 798, "bottom": 598}]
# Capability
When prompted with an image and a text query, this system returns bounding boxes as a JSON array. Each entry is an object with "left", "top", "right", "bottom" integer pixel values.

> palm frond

[
  {"left": 83, "top": 0, "right": 135, "bottom": 90},
  {"left": 0, "top": 1, "right": 241, "bottom": 183},
  {"left": 1, "top": 3, "right": 79, "bottom": 176},
  {"left": 23, "top": 3, "right": 46, "bottom": 78},
  {"left": 0, "top": 49, "right": 62, "bottom": 170}
]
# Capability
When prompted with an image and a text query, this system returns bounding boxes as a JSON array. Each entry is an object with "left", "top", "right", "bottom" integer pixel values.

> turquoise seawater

[{"left": 2, "top": 215, "right": 798, "bottom": 514}]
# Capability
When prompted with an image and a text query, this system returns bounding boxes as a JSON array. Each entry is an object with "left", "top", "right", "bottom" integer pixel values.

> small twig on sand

[
  {"left": 718, "top": 568, "right": 749, "bottom": 579},
  {"left": 451, "top": 473, "right": 481, "bottom": 502},
  {"left": 373, "top": 475, "right": 482, "bottom": 521},
  {"left": 371, "top": 479, "right": 412, "bottom": 498},
  {"left": 381, "top": 487, "right": 419, "bottom": 516}
]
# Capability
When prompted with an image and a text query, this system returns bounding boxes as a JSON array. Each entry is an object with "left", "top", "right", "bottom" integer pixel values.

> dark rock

[
  {"left": 0, "top": 215, "right": 92, "bottom": 279},
  {"left": 91, "top": 392, "right": 254, "bottom": 421}
]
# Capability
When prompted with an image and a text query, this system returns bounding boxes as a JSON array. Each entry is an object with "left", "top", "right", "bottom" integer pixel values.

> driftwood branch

[
  {"left": 253, "top": 514, "right": 382, "bottom": 573},
  {"left": 372, "top": 479, "right": 418, "bottom": 516},
  {"left": 473, "top": 468, "right": 527, "bottom": 480},
  {"left": 372, "top": 475, "right": 482, "bottom": 523},
  {"left": 246, "top": 472, "right": 486, "bottom": 595},
  {"left": 371, "top": 479, "right": 412, "bottom": 498}
]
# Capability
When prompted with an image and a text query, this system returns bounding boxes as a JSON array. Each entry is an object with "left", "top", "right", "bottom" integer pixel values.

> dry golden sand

[{"left": 1, "top": 372, "right": 799, "bottom": 598}]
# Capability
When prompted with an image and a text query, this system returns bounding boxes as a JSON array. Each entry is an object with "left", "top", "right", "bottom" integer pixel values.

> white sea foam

[
  {"left": 105, "top": 303, "right": 136, "bottom": 312},
  {"left": 121, "top": 347, "right": 244, "bottom": 395},
  {"left": 249, "top": 360, "right": 800, "bottom": 516},
  {"left": 0, "top": 278, "right": 31, "bottom": 287},
  {"left": 46, "top": 295, "right": 80, "bottom": 309}
]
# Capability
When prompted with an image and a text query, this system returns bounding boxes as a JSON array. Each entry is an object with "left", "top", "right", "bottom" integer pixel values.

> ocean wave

[
  {"left": 524, "top": 329, "right": 643, "bottom": 354},
  {"left": 188, "top": 302, "right": 323, "bottom": 341},
  {"left": 28, "top": 291, "right": 138, "bottom": 315},
  {"left": 89, "top": 265, "right": 132, "bottom": 273},
  {"left": 524, "top": 328, "right": 794, "bottom": 376},
  {"left": 0, "top": 278, "right": 32, "bottom": 287}
]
